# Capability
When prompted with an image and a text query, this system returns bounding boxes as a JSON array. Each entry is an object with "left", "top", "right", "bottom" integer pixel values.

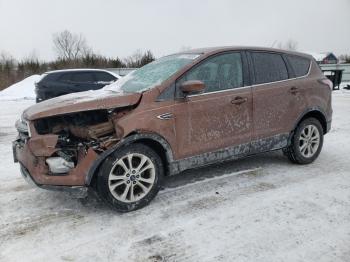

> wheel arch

[
  {"left": 287, "top": 108, "right": 328, "bottom": 147},
  {"left": 295, "top": 109, "right": 328, "bottom": 134},
  {"left": 85, "top": 132, "right": 174, "bottom": 186}
]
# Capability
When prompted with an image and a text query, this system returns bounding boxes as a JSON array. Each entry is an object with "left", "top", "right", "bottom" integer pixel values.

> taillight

[{"left": 318, "top": 78, "right": 333, "bottom": 90}]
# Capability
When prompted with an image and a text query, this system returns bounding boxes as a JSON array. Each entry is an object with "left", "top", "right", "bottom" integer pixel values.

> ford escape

[{"left": 13, "top": 47, "right": 333, "bottom": 212}]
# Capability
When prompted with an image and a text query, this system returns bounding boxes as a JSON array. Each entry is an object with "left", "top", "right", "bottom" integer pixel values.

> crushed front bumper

[
  {"left": 13, "top": 136, "right": 95, "bottom": 198},
  {"left": 19, "top": 163, "right": 88, "bottom": 198}
]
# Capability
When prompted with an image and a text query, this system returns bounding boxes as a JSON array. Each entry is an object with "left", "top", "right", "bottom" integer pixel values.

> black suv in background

[{"left": 35, "top": 69, "right": 120, "bottom": 102}]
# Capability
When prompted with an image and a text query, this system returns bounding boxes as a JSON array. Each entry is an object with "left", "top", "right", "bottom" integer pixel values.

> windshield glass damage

[{"left": 104, "top": 53, "right": 201, "bottom": 93}]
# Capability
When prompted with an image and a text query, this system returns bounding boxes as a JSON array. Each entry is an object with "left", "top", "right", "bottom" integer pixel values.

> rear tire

[
  {"left": 283, "top": 118, "right": 323, "bottom": 164},
  {"left": 96, "top": 143, "right": 164, "bottom": 212}
]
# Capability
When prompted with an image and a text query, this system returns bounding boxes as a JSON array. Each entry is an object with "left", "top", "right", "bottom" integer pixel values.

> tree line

[
  {"left": 0, "top": 30, "right": 155, "bottom": 91},
  {"left": 1, "top": 33, "right": 350, "bottom": 91}
]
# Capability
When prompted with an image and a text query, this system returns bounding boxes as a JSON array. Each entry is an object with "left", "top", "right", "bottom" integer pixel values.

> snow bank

[{"left": 0, "top": 75, "right": 41, "bottom": 100}]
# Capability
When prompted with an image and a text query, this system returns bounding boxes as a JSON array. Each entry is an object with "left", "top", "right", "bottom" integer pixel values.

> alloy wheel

[
  {"left": 299, "top": 124, "right": 320, "bottom": 158},
  {"left": 108, "top": 153, "right": 156, "bottom": 203}
]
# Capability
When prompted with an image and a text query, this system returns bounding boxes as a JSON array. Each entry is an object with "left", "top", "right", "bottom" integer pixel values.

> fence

[
  {"left": 105, "top": 68, "right": 136, "bottom": 76},
  {"left": 320, "top": 64, "right": 350, "bottom": 82}
]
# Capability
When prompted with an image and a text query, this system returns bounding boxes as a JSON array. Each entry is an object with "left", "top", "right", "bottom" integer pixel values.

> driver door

[{"left": 173, "top": 52, "right": 253, "bottom": 160}]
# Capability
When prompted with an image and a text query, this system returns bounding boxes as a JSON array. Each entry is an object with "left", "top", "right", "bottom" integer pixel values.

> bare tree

[
  {"left": 53, "top": 30, "right": 91, "bottom": 60},
  {"left": 124, "top": 49, "right": 143, "bottom": 67},
  {"left": 124, "top": 49, "right": 155, "bottom": 68},
  {"left": 277, "top": 39, "right": 298, "bottom": 51},
  {"left": 0, "top": 51, "right": 16, "bottom": 67},
  {"left": 18, "top": 50, "right": 42, "bottom": 76},
  {"left": 24, "top": 49, "right": 40, "bottom": 62},
  {"left": 339, "top": 54, "right": 350, "bottom": 64},
  {"left": 0, "top": 51, "right": 16, "bottom": 90},
  {"left": 0, "top": 51, "right": 16, "bottom": 74},
  {"left": 285, "top": 39, "right": 298, "bottom": 51}
]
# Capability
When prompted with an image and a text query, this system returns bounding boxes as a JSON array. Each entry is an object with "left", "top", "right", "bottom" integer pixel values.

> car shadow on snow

[
  {"left": 18, "top": 149, "right": 290, "bottom": 217},
  {"left": 163, "top": 150, "right": 286, "bottom": 189},
  {"left": 2, "top": 148, "right": 307, "bottom": 240},
  {"left": 69, "top": 150, "right": 288, "bottom": 213}
]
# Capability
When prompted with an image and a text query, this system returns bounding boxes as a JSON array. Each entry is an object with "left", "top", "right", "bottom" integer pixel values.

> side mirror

[{"left": 180, "top": 80, "right": 205, "bottom": 96}]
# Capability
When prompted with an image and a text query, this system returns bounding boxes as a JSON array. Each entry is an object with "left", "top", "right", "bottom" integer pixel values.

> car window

[
  {"left": 287, "top": 55, "right": 310, "bottom": 77},
  {"left": 178, "top": 52, "right": 243, "bottom": 93},
  {"left": 94, "top": 72, "right": 116, "bottom": 82},
  {"left": 251, "top": 52, "right": 288, "bottom": 84},
  {"left": 59, "top": 73, "right": 73, "bottom": 82},
  {"left": 71, "top": 72, "right": 95, "bottom": 83}
]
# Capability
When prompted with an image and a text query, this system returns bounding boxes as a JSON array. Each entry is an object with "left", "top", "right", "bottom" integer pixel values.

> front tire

[
  {"left": 284, "top": 117, "right": 324, "bottom": 164},
  {"left": 96, "top": 143, "right": 164, "bottom": 212}
]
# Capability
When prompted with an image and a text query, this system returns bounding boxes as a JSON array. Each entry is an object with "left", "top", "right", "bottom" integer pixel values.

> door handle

[
  {"left": 157, "top": 112, "right": 173, "bottom": 120},
  {"left": 289, "top": 86, "right": 299, "bottom": 94},
  {"left": 231, "top": 96, "right": 248, "bottom": 105}
]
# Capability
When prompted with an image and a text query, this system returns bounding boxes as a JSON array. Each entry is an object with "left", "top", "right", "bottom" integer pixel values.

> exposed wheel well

[
  {"left": 87, "top": 133, "right": 173, "bottom": 187},
  {"left": 298, "top": 110, "right": 327, "bottom": 134},
  {"left": 129, "top": 138, "right": 170, "bottom": 176}
]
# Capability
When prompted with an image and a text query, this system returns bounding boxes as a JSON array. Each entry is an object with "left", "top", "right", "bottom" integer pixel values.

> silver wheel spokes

[
  {"left": 299, "top": 124, "right": 320, "bottom": 158},
  {"left": 108, "top": 153, "right": 155, "bottom": 203}
]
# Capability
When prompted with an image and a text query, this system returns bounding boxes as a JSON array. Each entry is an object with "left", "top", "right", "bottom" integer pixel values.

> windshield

[{"left": 104, "top": 53, "right": 201, "bottom": 93}]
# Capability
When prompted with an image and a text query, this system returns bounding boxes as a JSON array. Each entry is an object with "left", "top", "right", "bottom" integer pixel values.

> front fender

[{"left": 84, "top": 132, "right": 174, "bottom": 185}]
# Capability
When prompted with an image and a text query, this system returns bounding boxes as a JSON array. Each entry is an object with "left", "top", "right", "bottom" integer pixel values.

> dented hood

[{"left": 23, "top": 89, "right": 141, "bottom": 120}]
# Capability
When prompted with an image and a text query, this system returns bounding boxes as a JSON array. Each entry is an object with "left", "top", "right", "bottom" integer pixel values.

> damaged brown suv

[{"left": 13, "top": 47, "right": 333, "bottom": 212}]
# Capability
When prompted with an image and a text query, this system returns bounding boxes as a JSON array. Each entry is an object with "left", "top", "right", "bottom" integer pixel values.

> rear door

[
  {"left": 69, "top": 72, "right": 98, "bottom": 91},
  {"left": 173, "top": 52, "right": 253, "bottom": 159},
  {"left": 248, "top": 51, "right": 306, "bottom": 152}
]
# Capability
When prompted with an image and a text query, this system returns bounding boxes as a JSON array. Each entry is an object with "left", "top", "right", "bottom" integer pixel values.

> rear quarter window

[
  {"left": 40, "top": 73, "right": 61, "bottom": 82},
  {"left": 251, "top": 52, "right": 288, "bottom": 84},
  {"left": 287, "top": 55, "right": 311, "bottom": 77},
  {"left": 37, "top": 73, "right": 49, "bottom": 82},
  {"left": 94, "top": 72, "right": 116, "bottom": 82}
]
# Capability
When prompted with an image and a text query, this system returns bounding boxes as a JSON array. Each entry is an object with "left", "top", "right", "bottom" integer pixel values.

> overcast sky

[{"left": 0, "top": 0, "right": 349, "bottom": 61}]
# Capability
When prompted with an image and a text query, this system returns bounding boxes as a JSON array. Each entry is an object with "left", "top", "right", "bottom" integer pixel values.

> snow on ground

[
  {"left": 0, "top": 91, "right": 350, "bottom": 262},
  {"left": 340, "top": 82, "right": 350, "bottom": 90},
  {"left": 0, "top": 75, "right": 40, "bottom": 100}
]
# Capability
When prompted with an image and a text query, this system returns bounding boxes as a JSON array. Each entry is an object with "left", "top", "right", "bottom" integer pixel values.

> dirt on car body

[{"left": 13, "top": 46, "right": 332, "bottom": 211}]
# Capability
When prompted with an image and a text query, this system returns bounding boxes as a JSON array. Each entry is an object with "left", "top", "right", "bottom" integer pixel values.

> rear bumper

[{"left": 19, "top": 164, "right": 88, "bottom": 198}]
